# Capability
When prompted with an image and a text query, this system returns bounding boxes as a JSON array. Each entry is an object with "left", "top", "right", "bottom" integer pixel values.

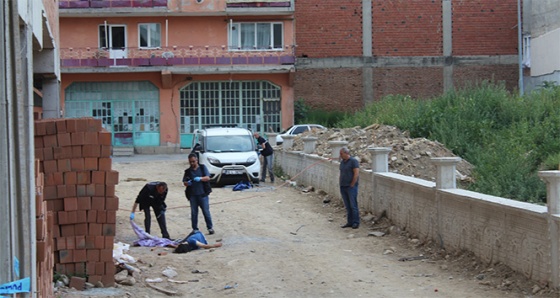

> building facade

[
  {"left": 294, "top": 0, "right": 522, "bottom": 111},
  {"left": 59, "top": 0, "right": 295, "bottom": 151}
]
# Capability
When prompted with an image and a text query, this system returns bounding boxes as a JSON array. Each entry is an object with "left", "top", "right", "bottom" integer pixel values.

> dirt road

[{"left": 60, "top": 155, "right": 554, "bottom": 297}]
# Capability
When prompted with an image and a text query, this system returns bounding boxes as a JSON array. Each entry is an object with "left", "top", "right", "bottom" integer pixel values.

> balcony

[
  {"left": 60, "top": 45, "right": 296, "bottom": 73},
  {"left": 59, "top": 0, "right": 167, "bottom": 9}
]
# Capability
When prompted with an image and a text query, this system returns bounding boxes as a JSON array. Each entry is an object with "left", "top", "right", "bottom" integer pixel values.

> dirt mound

[{"left": 285, "top": 124, "right": 474, "bottom": 185}]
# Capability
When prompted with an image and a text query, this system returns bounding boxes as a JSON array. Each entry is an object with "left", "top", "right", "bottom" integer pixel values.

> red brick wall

[
  {"left": 295, "top": 0, "right": 363, "bottom": 58},
  {"left": 453, "top": 65, "right": 518, "bottom": 91},
  {"left": 373, "top": 67, "right": 444, "bottom": 99},
  {"left": 294, "top": 68, "right": 364, "bottom": 111},
  {"left": 372, "top": 0, "right": 443, "bottom": 56},
  {"left": 452, "top": 0, "right": 518, "bottom": 55}
]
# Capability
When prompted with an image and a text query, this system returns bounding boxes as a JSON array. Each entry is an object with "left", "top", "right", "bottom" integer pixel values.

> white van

[{"left": 191, "top": 127, "right": 261, "bottom": 185}]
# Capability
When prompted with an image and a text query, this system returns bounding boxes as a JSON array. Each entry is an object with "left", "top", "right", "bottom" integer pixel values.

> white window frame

[
  {"left": 522, "top": 34, "right": 531, "bottom": 68},
  {"left": 228, "top": 22, "right": 283, "bottom": 51},
  {"left": 138, "top": 23, "right": 161, "bottom": 49}
]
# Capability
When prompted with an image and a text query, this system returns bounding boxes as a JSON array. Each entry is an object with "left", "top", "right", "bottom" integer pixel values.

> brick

[
  {"left": 36, "top": 217, "right": 46, "bottom": 240},
  {"left": 96, "top": 211, "right": 107, "bottom": 224},
  {"left": 57, "top": 133, "right": 72, "bottom": 147},
  {"left": 58, "top": 249, "right": 73, "bottom": 264},
  {"left": 75, "top": 236, "right": 86, "bottom": 249},
  {"left": 91, "top": 171, "right": 105, "bottom": 184},
  {"left": 77, "top": 197, "right": 91, "bottom": 210},
  {"left": 43, "top": 186, "right": 57, "bottom": 200},
  {"left": 45, "top": 121, "right": 57, "bottom": 135},
  {"left": 64, "top": 197, "right": 78, "bottom": 211},
  {"left": 60, "top": 224, "right": 75, "bottom": 237},
  {"left": 87, "top": 249, "right": 100, "bottom": 262},
  {"left": 66, "top": 185, "right": 77, "bottom": 197},
  {"left": 66, "top": 119, "right": 79, "bottom": 133},
  {"left": 100, "top": 274, "right": 115, "bottom": 287},
  {"left": 74, "top": 249, "right": 87, "bottom": 262},
  {"left": 43, "top": 160, "right": 57, "bottom": 174},
  {"left": 55, "top": 119, "right": 67, "bottom": 133},
  {"left": 88, "top": 275, "right": 102, "bottom": 284},
  {"left": 51, "top": 199, "right": 65, "bottom": 212},
  {"left": 105, "top": 196, "right": 118, "bottom": 211},
  {"left": 45, "top": 172, "right": 63, "bottom": 186},
  {"left": 76, "top": 210, "right": 87, "bottom": 223},
  {"left": 43, "top": 135, "right": 58, "bottom": 147},
  {"left": 66, "top": 236, "right": 75, "bottom": 250},
  {"left": 74, "top": 223, "right": 88, "bottom": 236},
  {"left": 91, "top": 197, "right": 105, "bottom": 210},
  {"left": 76, "top": 171, "right": 91, "bottom": 185},
  {"left": 57, "top": 185, "right": 67, "bottom": 198},
  {"left": 99, "top": 131, "right": 112, "bottom": 146},
  {"left": 82, "top": 145, "right": 101, "bottom": 158},
  {"left": 95, "top": 235, "right": 105, "bottom": 249},
  {"left": 99, "top": 248, "right": 113, "bottom": 262},
  {"left": 71, "top": 145, "right": 82, "bottom": 158},
  {"left": 86, "top": 262, "right": 96, "bottom": 275},
  {"left": 84, "top": 158, "right": 98, "bottom": 171},
  {"left": 106, "top": 211, "right": 116, "bottom": 224},
  {"left": 34, "top": 121, "right": 47, "bottom": 136},
  {"left": 69, "top": 276, "right": 86, "bottom": 290},
  {"left": 106, "top": 170, "right": 119, "bottom": 185},
  {"left": 104, "top": 236, "right": 114, "bottom": 249},
  {"left": 106, "top": 185, "right": 115, "bottom": 197},
  {"left": 66, "top": 211, "right": 77, "bottom": 224},
  {"left": 102, "top": 224, "right": 115, "bottom": 236},
  {"left": 89, "top": 223, "right": 102, "bottom": 236},
  {"left": 56, "top": 237, "right": 67, "bottom": 251},
  {"left": 87, "top": 184, "right": 96, "bottom": 196},
  {"left": 42, "top": 147, "right": 54, "bottom": 161},
  {"left": 87, "top": 118, "right": 102, "bottom": 132},
  {"left": 85, "top": 236, "right": 96, "bottom": 249},
  {"left": 77, "top": 119, "right": 89, "bottom": 132},
  {"left": 101, "top": 145, "right": 112, "bottom": 157},
  {"left": 58, "top": 211, "right": 68, "bottom": 225},
  {"left": 63, "top": 172, "right": 77, "bottom": 185},
  {"left": 71, "top": 158, "right": 85, "bottom": 171},
  {"left": 35, "top": 147, "right": 44, "bottom": 160},
  {"left": 34, "top": 136, "right": 44, "bottom": 148},
  {"left": 98, "top": 158, "right": 112, "bottom": 171},
  {"left": 94, "top": 184, "right": 105, "bottom": 196},
  {"left": 84, "top": 132, "right": 99, "bottom": 145},
  {"left": 57, "top": 159, "right": 71, "bottom": 173},
  {"left": 105, "top": 262, "right": 116, "bottom": 276},
  {"left": 87, "top": 210, "right": 98, "bottom": 223},
  {"left": 36, "top": 241, "right": 46, "bottom": 262},
  {"left": 76, "top": 185, "right": 87, "bottom": 197},
  {"left": 74, "top": 262, "right": 86, "bottom": 276},
  {"left": 71, "top": 132, "right": 85, "bottom": 145},
  {"left": 36, "top": 197, "right": 46, "bottom": 218},
  {"left": 95, "top": 262, "right": 105, "bottom": 275}
]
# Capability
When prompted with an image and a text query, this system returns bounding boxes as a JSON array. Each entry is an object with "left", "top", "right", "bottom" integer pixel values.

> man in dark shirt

[
  {"left": 254, "top": 132, "right": 274, "bottom": 183},
  {"left": 183, "top": 153, "right": 215, "bottom": 235},
  {"left": 130, "top": 181, "right": 171, "bottom": 239},
  {"left": 339, "top": 147, "right": 360, "bottom": 229}
]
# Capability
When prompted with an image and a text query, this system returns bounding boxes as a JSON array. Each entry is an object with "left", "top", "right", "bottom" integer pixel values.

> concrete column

[
  {"left": 538, "top": 170, "right": 560, "bottom": 289},
  {"left": 368, "top": 147, "right": 392, "bottom": 173},
  {"left": 282, "top": 135, "right": 296, "bottom": 150},
  {"left": 328, "top": 141, "right": 348, "bottom": 159},
  {"left": 442, "top": 0, "right": 453, "bottom": 93},
  {"left": 267, "top": 133, "right": 278, "bottom": 147},
  {"left": 431, "top": 157, "right": 461, "bottom": 189},
  {"left": 302, "top": 137, "right": 318, "bottom": 154},
  {"left": 42, "top": 78, "right": 61, "bottom": 118}
]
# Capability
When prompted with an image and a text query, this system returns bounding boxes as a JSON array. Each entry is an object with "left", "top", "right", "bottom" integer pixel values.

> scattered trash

[
  {"left": 191, "top": 269, "right": 208, "bottom": 274},
  {"left": 162, "top": 267, "right": 178, "bottom": 278},
  {"left": 224, "top": 283, "right": 238, "bottom": 290},
  {"left": 158, "top": 252, "right": 167, "bottom": 256},
  {"left": 302, "top": 186, "right": 314, "bottom": 193},
  {"left": 168, "top": 279, "right": 189, "bottom": 284},
  {"left": 113, "top": 242, "right": 136, "bottom": 264},
  {"left": 368, "top": 231, "right": 385, "bottom": 237},
  {"left": 398, "top": 256, "right": 427, "bottom": 262},
  {"left": 145, "top": 278, "right": 163, "bottom": 283},
  {"left": 290, "top": 225, "right": 305, "bottom": 235},
  {"left": 146, "top": 283, "right": 178, "bottom": 295}
]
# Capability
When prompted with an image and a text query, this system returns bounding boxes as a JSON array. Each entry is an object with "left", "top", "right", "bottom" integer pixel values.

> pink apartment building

[{"left": 59, "top": 0, "right": 295, "bottom": 152}]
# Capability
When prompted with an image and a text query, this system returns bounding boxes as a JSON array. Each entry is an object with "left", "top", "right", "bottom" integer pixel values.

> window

[
  {"left": 139, "top": 23, "right": 161, "bottom": 48},
  {"left": 229, "top": 22, "right": 283, "bottom": 50},
  {"left": 522, "top": 35, "right": 531, "bottom": 68}
]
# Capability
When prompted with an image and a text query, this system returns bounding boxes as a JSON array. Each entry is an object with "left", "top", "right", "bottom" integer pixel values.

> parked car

[
  {"left": 191, "top": 127, "right": 261, "bottom": 185},
  {"left": 276, "top": 124, "right": 327, "bottom": 145}
]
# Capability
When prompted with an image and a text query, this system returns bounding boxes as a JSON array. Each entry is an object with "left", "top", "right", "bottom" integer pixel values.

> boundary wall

[{"left": 277, "top": 148, "right": 560, "bottom": 287}]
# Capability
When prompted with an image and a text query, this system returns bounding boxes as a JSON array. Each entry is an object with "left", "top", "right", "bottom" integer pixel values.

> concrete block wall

[
  {"left": 35, "top": 159, "right": 55, "bottom": 297},
  {"left": 34, "top": 118, "right": 119, "bottom": 288},
  {"left": 277, "top": 150, "right": 559, "bottom": 286}
]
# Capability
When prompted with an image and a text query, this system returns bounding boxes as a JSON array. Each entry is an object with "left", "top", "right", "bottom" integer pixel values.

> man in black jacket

[
  {"left": 130, "top": 181, "right": 171, "bottom": 239},
  {"left": 253, "top": 132, "right": 274, "bottom": 183}
]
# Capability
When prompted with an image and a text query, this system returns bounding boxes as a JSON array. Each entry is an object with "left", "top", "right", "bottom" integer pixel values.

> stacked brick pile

[
  {"left": 34, "top": 118, "right": 119, "bottom": 288},
  {"left": 35, "top": 159, "right": 55, "bottom": 297}
]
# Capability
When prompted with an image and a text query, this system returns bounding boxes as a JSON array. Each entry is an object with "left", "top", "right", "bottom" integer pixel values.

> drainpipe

[{"left": 517, "top": 0, "right": 524, "bottom": 96}]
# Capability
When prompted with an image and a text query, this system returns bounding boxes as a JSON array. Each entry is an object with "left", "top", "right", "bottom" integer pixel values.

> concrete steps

[{"left": 112, "top": 147, "right": 134, "bottom": 156}]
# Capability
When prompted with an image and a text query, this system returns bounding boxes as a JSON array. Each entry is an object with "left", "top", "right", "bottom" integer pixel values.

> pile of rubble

[{"left": 285, "top": 124, "right": 474, "bottom": 184}]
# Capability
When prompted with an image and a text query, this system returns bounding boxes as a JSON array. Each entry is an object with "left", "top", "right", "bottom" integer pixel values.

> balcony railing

[
  {"left": 59, "top": 0, "right": 167, "bottom": 9},
  {"left": 60, "top": 45, "right": 296, "bottom": 68}
]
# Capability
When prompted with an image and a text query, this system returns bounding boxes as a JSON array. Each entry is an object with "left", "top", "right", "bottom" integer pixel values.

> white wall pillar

[
  {"left": 302, "top": 137, "right": 318, "bottom": 154},
  {"left": 538, "top": 170, "right": 560, "bottom": 289},
  {"left": 267, "top": 133, "right": 278, "bottom": 147},
  {"left": 282, "top": 135, "right": 296, "bottom": 150},
  {"left": 328, "top": 141, "right": 348, "bottom": 159},
  {"left": 368, "top": 147, "right": 392, "bottom": 172},
  {"left": 431, "top": 157, "right": 461, "bottom": 189}
]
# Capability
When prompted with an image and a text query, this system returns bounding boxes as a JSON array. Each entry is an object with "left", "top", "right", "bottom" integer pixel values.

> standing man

[
  {"left": 130, "top": 181, "right": 171, "bottom": 239},
  {"left": 183, "top": 153, "right": 215, "bottom": 235},
  {"left": 254, "top": 132, "right": 274, "bottom": 183},
  {"left": 339, "top": 147, "right": 360, "bottom": 229}
]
